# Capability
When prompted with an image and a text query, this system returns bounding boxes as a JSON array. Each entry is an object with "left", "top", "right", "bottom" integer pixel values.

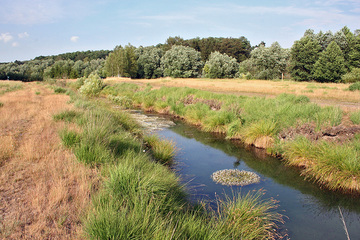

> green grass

[
  {"left": 54, "top": 86, "right": 67, "bottom": 94},
  {"left": 53, "top": 110, "right": 81, "bottom": 122},
  {"left": 280, "top": 136, "right": 360, "bottom": 192},
  {"left": 0, "top": 102, "right": 3, "bottom": 108},
  {"left": 53, "top": 89, "right": 283, "bottom": 239},
  {"left": 350, "top": 110, "right": 360, "bottom": 124},
  {"left": 0, "top": 82, "right": 23, "bottom": 95},
  {"left": 348, "top": 82, "right": 360, "bottom": 91},
  {"left": 144, "top": 135, "right": 177, "bottom": 164}
]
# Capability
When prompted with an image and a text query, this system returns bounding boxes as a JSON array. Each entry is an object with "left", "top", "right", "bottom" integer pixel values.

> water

[{"left": 154, "top": 119, "right": 360, "bottom": 240}]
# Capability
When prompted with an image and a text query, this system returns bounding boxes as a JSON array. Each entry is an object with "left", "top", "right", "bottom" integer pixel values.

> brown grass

[
  {"left": 105, "top": 77, "right": 360, "bottom": 111},
  {"left": 0, "top": 83, "right": 98, "bottom": 239}
]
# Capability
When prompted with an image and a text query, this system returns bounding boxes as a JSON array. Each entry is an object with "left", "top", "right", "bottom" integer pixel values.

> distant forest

[{"left": 1, "top": 26, "right": 359, "bottom": 83}]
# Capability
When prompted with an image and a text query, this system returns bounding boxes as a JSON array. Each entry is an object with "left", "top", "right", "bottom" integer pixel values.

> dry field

[
  {"left": 0, "top": 82, "right": 98, "bottom": 239},
  {"left": 105, "top": 77, "right": 360, "bottom": 111}
]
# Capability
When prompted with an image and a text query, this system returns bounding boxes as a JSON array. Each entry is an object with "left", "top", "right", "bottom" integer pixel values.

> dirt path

[
  {"left": 0, "top": 83, "right": 96, "bottom": 239},
  {"left": 105, "top": 77, "right": 360, "bottom": 111}
]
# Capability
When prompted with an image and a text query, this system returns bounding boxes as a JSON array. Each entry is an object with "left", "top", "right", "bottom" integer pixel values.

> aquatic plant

[{"left": 211, "top": 169, "right": 261, "bottom": 186}]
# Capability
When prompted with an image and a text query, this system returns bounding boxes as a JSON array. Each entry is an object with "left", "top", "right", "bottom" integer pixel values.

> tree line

[{"left": 1, "top": 27, "right": 360, "bottom": 82}]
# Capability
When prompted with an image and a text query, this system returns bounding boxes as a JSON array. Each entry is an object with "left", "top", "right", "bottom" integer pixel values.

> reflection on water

[{"left": 156, "top": 119, "right": 360, "bottom": 240}]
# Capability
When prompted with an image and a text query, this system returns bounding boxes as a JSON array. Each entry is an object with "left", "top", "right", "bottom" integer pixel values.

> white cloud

[
  {"left": 18, "top": 32, "right": 30, "bottom": 38},
  {"left": 70, "top": 36, "right": 79, "bottom": 43},
  {"left": 12, "top": 42, "right": 19, "bottom": 47},
  {"left": 0, "top": 33, "right": 13, "bottom": 43}
]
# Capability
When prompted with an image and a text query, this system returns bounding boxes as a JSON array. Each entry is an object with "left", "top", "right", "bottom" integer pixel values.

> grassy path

[{"left": 0, "top": 82, "right": 96, "bottom": 239}]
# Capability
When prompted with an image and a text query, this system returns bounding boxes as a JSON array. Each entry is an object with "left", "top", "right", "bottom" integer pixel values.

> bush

[
  {"left": 348, "top": 81, "right": 360, "bottom": 91},
  {"left": 342, "top": 68, "right": 360, "bottom": 83},
  {"left": 79, "top": 73, "right": 104, "bottom": 97},
  {"left": 54, "top": 87, "right": 67, "bottom": 94}
]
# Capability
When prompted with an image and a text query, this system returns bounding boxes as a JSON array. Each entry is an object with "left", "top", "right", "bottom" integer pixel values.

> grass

[
  {"left": 54, "top": 86, "right": 67, "bottom": 94},
  {"left": 0, "top": 102, "right": 3, "bottom": 107},
  {"left": 0, "top": 82, "right": 23, "bottom": 95},
  {"left": 350, "top": 110, "right": 360, "bottom": 124},
  {"left": 348, "top": 82, "right": 360, "bottom": 91},
  {"left": 50, "top": 84, "right": 284, "bottom": 239},
  {"left": 280, "top": 136, "right": 360, "bottom": 192},
  {"left": 0, "top": 82, "right": 96, "bottom": 239},
  {"left": 144, "top": 135, "right": 177, "bottom": 164},
  {"left": 95, "top": 81, "right": 360, "bottom": 194}
]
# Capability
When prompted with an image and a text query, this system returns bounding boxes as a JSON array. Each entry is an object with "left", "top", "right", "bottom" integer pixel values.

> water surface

[{"left": 156, "top": 120, "right": 360, "bottom": 240}]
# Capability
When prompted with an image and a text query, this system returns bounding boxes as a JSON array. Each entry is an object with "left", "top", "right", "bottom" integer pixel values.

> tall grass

[
  {"left": 281, "top": 136, "right": 360, "bottom": 192},
  {"left": 350, "top": 110, "right": 360, "bottom": 125},
  {"left": 54, "top": 91, "right": 283, "bottom": 239},
  {"left": 144, "top": 135, "right": 177, "bottom": 164}
]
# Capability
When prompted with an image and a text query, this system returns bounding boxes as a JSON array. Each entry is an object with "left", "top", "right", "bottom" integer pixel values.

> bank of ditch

[
  {"left": 53, "top": 84, "right": 283, "bottom": 239},
  {"left": 98, "top": 81, "right": 360, "bottom": 194}
]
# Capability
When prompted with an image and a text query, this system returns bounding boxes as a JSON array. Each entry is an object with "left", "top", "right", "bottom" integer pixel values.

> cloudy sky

[{"left": 1, "top": 0, "right": 359, "bottom": 62}]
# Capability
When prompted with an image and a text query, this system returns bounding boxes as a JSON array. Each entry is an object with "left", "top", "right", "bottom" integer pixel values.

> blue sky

[{"left": 1, "top": 0, "right": 359, "bottom": 62}]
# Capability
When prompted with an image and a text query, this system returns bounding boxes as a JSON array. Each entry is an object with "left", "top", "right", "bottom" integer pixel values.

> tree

[
  {"left": 105, "top": 44, "right": 138, "bottom": 78},
  {"left": 313, "top": 41, "right": 346, "bottom": 82},
  {"left": 240, "top": 42, "right": 289, "bottom": 80},
  {"left": 136, "top": 46, "right": 164, "bottom": 79},
  {"left": 161, "top": 45, "right": 203, "bottom": 78},
  {"left": 203, "top": 51, "right": 239, "bottom": 78},
  {"left": 289, "top": 36, "right": 322, "bottom": 81}
]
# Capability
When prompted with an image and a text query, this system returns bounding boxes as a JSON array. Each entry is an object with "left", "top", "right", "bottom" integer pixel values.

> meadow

[
  {"left": 0, "top": 80, "right": 284, "bottom": 239},
  {"left": 100, "top": 77, "right": 360, "bottom": 194}
]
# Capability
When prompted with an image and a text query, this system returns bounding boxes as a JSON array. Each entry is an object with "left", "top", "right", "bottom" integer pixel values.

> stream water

[
  {"left": 128, "top": 110, "right": 360, "bottom": 239},
  {"left": 150, "top": 117, "right": 360, "bottom": 240}
]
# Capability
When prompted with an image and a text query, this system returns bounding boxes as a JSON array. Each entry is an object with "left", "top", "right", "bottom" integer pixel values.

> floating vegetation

[{"left": 211, "top": 169, "right": 260, "bottom": 186}]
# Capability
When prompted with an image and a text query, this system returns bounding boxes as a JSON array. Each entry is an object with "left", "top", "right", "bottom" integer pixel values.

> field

[
  {"left": 1, "top": 79, "right": 285, "bottom": 239},
  {"left": 105, "top": 77, "right": 360, "bottom": 111}
]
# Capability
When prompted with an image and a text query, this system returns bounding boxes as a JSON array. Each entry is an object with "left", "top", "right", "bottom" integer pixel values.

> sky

[{"left": 1, "top": 0, "right": 360, "bottom": 62}]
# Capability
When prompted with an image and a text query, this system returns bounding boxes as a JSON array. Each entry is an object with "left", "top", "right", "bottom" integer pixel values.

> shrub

[
  {"left": 348, "top": 81, "right": 360, "bottom": 91},
  {"left": 54, "top": 87, "right": 67, "bottom": 94},
  {"left": 79, "top": 73, "right": 104, "bottom": 97},
  {"left": 107, "top": 95, "right": 133, "bottom": 109},
  {"left": 342, "top": 68, "right": 360, "bottom": 83}
]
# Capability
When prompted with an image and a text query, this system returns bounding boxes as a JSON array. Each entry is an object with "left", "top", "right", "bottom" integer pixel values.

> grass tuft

[
  {"left": 350, "top": 110, "right": 360, "bottom": 125},
  {"left": 144, "top": 135, "right": 177, "bottom": 164}
]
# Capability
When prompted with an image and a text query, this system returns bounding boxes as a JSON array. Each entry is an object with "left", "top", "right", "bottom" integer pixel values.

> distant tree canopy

[
  {"left": 240, "top": 42, "right": 290, "bottom": 80},
  {"left": 163, "top": 36, "right": 252, "bottom": 62},
  {"left": 2, "top": 27, "right": 360, "bottom": 83}
]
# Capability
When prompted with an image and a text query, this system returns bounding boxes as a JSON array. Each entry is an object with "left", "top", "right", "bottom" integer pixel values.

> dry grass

[
  {"left": 105, "top": 77, "right": 360, "bottom": 111},
  {"left": 0, "top": 83, "right": 98, "bottom": 239}
]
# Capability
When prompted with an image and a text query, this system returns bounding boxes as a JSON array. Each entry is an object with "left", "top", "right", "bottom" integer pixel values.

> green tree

[
  {"left": 161, "top": 45, "right": 203, "bottom": 78},
  {"left": 289, "top": 36, "right": 322, "bottom": 81},
  {"left": 313, "top": 41, "right": 346, "bottom": 82},
  {"left": 240, "top": 42, "right": 289, "bottom": 80},
  {"left": 122, "top": 44, "right": 138, "bottom": 78},
  {"left": 136, "top": 46, "right": 164, "bottom": 79},
  {"left": 203, "top": 51, "right": 239, "bottom": 78}
]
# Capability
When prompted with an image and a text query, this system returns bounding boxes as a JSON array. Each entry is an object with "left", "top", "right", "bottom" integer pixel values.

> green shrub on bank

[
  {"left": 349, "top": 81, "right": 360, "bottom": 91},
  {"left": 342, "top": 68, "right": 360, "bottom": 83},
  {"left": 79, "top": 73, "right": 104, "bottom": 97}
]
